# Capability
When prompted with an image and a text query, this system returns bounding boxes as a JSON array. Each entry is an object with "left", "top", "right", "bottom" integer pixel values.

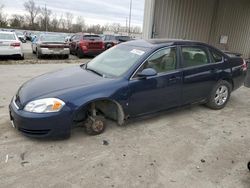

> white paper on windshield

[{"left": 130, "top": 49, "right": 145, "bottom": 56}]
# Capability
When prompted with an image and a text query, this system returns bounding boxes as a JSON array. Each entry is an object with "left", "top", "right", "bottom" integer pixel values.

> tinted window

[
  {"left": 0, "top": 33, "right": 16, "bottom": 40},
  {"left": 210, "top": 50, "right": 223, "bottom": 63},
  {"left": 182, "top": 47, "right": 209, "bottom": 67},
  {"left": 115, "top": 36, "right": 130, "bottom": 41},
  {"left": 40, "top": 35, "right": 65, "bottom": 42},
  {"left": 74, "top": 35, "right": 81, "bottom": 41},
  {"left": 83, "top": 35, "right": 101, "bottom": 40},
  {"left": 142, "top": 47, "right": 177, "bottom": 74}
]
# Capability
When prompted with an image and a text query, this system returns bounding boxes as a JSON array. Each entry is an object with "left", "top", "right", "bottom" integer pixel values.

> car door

[
  {"left": 128, "top": 47, "right": 182, "bottom": 117},
  {"left": 180, "top": 45, "right": 221, "bottom": 104}
]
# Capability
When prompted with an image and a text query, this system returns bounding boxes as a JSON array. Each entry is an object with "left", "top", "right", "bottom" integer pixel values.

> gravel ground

[{"left": 0, "top": 64, "right": 250, "bottom": 188}]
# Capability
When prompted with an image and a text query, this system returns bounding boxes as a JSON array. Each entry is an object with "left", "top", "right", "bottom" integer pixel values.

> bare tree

[
  {"left": 58, "top": 14, "right": 66, "bottom": 31},
  {"left": 9, "top": 14, "right": 25, "bottom": 28},
  {"left": 111, "top": 23, "right": 121, "bottom": 33},
  {"left": 24, "top": 0, "right": 40, "bottom": 29},
  {"left": 0, "top": 4, "right": 8, "bottom": 27},
  {"left": 65, "top": 12, "right": 74, "bottom": 31},
  {"left": 131, "top": 26, "right": 141, "bottom": 33},
  {"left": 38, "top": 6, "right": 52, "bottom": 31},
  {"left": 76, "top": 16, "right": 86, "bottom": 31},
  {"left": 50, "top": 14, "right": 59, "bottom": 31}
]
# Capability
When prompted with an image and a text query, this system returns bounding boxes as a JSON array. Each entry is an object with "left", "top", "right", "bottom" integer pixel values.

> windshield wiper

[{"left": 85, "top": 65, "right": 103, "bottom": 77}]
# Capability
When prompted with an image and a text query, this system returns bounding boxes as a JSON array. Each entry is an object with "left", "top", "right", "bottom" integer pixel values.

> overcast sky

[{"left": 1, "top": 0, "right": 145, "bottom": 27}]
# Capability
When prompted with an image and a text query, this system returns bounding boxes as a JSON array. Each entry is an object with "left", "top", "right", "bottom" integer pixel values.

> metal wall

[
  {"left": 153, "top": 0, "right": 217, "bottom": 42},
  {"left": 145, "top": 0, "right": 250, "bottom": 57},
  {"left": 209, "top": 0, "right": 250, "bottom": 57}
]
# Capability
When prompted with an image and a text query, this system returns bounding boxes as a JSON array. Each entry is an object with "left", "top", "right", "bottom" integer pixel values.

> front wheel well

[{"left": 74, "top": 99, "right": 125, "bottom": 126}]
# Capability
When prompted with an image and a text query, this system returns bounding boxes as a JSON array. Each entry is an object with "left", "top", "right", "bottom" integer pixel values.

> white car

[{"left": 0, "top": 31, "right": 24, "bottom": 59}]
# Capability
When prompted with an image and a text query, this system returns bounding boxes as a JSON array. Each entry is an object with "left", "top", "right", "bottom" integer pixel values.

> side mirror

[{"left": 137, "top": 68, "right": 157, "bottom": 78}]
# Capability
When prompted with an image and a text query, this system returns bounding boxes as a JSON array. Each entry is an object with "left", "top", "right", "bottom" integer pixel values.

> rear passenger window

[
  {"left": 210, "top": 50, "right": 223, "bottom": 63},
  {"left": 182, "top": 47, "right": 209, "bottom": 68}
]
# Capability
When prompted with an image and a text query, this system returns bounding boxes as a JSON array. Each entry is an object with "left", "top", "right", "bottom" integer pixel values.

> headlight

[{"left": 24, "top": 98, "right": 65, "bottom": 113}]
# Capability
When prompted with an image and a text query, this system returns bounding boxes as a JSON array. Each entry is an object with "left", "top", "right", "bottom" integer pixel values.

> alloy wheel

[{"left": 214, "top": 85, "right": 228, "bottom": 106}]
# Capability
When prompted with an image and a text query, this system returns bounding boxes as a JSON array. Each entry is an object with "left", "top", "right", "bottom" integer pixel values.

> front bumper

[{"left": 9, "top": 100, "right": 73, "bottom": 138}]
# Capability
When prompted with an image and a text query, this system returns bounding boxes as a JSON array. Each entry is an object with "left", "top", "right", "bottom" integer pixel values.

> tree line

[{"left": 0, "top": 0, "right": 141, "bottom": 34}]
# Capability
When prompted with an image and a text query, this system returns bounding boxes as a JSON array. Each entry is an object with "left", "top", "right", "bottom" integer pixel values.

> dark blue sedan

[{"left": 9, "top": 39, "right": 247, "bottom": 138}]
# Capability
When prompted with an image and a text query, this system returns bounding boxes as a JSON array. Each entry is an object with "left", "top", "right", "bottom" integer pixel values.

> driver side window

[{"left": 141, "top": 47, "right": 177, "bottom": 74}]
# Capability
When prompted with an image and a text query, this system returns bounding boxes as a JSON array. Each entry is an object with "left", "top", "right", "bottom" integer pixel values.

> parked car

[
  {"left": 69, "top": 33, "right": 105, "bottom": 58},
  {"left": 9, "top": 39, "right": 247, "bottom": 138},
  {"left": 15, "top": 31, "right": 26, "bottom": 43},
  {"left": 32, "top": 34, "right": 69, "bottom": 59},
  {"left": 102, "top": 35, "right": 131, "bottom": 49},
  {"left": 0, "top": 31, "right": 24, "bottom": 60}
]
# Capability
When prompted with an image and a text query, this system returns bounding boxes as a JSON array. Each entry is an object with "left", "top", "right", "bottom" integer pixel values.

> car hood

[{"left": 17, "top": 65, "right": 107, "bottom": 105}]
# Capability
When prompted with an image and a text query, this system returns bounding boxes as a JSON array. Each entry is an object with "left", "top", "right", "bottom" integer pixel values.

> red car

[{"left": 69, "top": 33, "right": 105, "bottom": 58}]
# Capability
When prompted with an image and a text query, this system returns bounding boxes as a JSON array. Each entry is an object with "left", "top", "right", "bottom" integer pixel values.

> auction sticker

[{"left": 130, "top": 49, "right": 145, "bottom": 56}]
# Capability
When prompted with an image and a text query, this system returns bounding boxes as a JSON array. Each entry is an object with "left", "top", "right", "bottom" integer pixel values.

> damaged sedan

[{"left": 9, "top": 39, "right": 247, "bottom": 138}]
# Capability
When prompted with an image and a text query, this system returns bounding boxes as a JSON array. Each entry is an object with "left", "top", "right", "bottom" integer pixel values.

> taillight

[
  {"left": 242, "top": 59, "right": 248, "bottom": 71},
  {"left": 10, "top": 42, "right": 20, "bottom": 47},
  {"left": 80, "top": 41, "right": 88, "bottom": 50}
]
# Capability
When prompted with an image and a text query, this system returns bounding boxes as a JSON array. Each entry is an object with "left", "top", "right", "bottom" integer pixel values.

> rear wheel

[
  {"left": 206, "top": 80, "right": 232, "bottom": 110},
  {"left": 248, "top": 162, "right": 250, "bottom": 171},
  {"left": 18, "top": 55, "right": 24, "bottom": 60},
  {"left": 106, "top": 44, "right": 113, "bottom": 50},
  {"left": 36, "top": 49, "right": 42, "bottom": 59},
  {"left": 63, "top": 54, "right": 69, "bottom": 59},
  {"left": 76, "top": 48, "right": 84, "bottom": 58}
]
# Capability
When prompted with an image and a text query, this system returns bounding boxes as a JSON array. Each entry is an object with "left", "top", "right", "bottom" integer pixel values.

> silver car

[
  {"left": 32, "top": 34, "right": 70, "bottom": 59},
  {"left": 0, "top": 31, "right": 24, "bottom": 59}
]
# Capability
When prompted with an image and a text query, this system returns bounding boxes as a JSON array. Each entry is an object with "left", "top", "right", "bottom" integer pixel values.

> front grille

[{"left": 18, "top": 128, "right": 50, "bottom": 135}]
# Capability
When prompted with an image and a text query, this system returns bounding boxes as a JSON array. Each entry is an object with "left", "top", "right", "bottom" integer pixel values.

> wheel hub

[
  {"left": 214, "top": 85, "right": 228, "bottom": 106},
  {"left": 92, "top": 120, "right": 104, "bottom": 132}
]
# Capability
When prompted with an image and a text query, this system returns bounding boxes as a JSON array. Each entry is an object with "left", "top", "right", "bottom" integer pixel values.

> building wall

[
  {"left": 209, "top": 0, "right": 250, "bottom": 57},
  {"left": 143, "top": 0, "right": 250, "bottom": 57}
]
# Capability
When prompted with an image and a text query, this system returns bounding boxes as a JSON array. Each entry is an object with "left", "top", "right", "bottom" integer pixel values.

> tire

[
  {"left": 63, "top": 55, "right": 69, "bottom": 59},
  {"left": 206, "top": 80, "right": 232, "bottom": 110},
  {"left": 106, "top": 44, "right": 112, "bottom": 50},
  {"left": 248, "top": 162, "right": 250, "bottom": 171},
  {"left": 76, "top": 48, "right": 84, "bottom": 58},
  {"left": 85, "top": 116, "right": 106, "bottom": 135},
  {"left": 18, "top": 55, "right": 24, "bottom": 60},
  {"left": 36, "top": 49, "right": 42, "bottom": 59}
]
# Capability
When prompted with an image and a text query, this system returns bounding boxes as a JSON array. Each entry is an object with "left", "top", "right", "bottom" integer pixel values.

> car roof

[
  {"left": 125, "top": 39, "right": 214, "bottom": 49},
  {"left": 0, "top": 31, "right": 16, "bottom": 35}
]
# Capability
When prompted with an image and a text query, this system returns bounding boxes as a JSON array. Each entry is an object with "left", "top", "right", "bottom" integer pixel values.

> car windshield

[
  {"left": 0, "top": 33, "right": 15, "bottom": 40},
  {"left": 40, "top": 35, "right": 65, "bottom": 42},
  {"left": 86, "top": 45, "right": 147, "bottom": 78}
]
